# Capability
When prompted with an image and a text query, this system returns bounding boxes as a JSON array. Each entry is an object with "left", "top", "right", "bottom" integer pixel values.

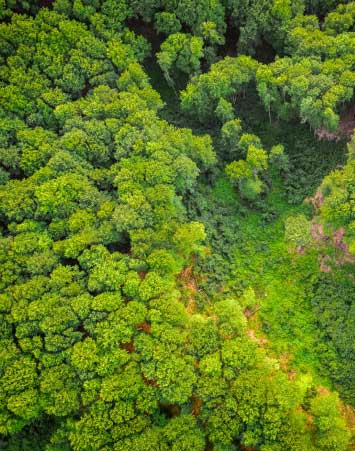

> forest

[{"left": 0, "top": 0, "right": 355, "bottom": 450}]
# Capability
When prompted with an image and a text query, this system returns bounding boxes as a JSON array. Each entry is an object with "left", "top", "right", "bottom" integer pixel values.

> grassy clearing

[
  {"left": 210, "top": 175, "right": 326, "bottom": 380},
  {"left": 146, "top": 61, "right": 350, "bottom": 392},
  {"left": 204, "top": 107, "right": 348, "bottom": 384}
]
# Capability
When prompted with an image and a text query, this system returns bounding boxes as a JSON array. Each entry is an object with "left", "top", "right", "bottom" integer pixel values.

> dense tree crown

[{"left": 0, "top": 1, "right": 354, "bottom": 450}]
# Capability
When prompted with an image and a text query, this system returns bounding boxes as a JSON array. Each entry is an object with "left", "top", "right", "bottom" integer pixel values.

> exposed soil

[
  {"left": 179, "top": 265, "right": 198, "bottom": 314},
  {"left": 339, "top": 103, "right": 355, "bottom": 137},
  {"left": 191, "top": 396, "right": 203, "bottom": 416},
  {"left": 307, "top": 191, "right": 355, "bottom": 269},
  {"left": 120, "top": 339, "right": 135, "bottom": 353},
  {"left": 315, "top": 102, "right": 355, "bottom": 141},
  {"left": 318, "top": 386, "right": 331, "bottom": 396},
  {"left": 310, "top": 220, "right": 355, "bottom": 268},
  {"left": 247, "top": 329, "right": 268, "bottom": 346},
  {"left": 137, "top": 320, "right": 151, "bottom": 333}
]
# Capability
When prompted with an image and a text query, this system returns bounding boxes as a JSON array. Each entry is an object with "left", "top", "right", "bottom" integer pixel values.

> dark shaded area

[
  {"left": 126, "top": 16, "right": 164, "bottom": 53},
  {"left": 38, "top": 0, "right": 54, "bottom": 7},
  {"left": 235, "top": 87, "right": 347, "bottom": 204},
  {"left": 11, "top": 323, "right": 21, "bottom": 351},
  {"left": 219, "top": 17, "right": 239, "bottom": 57},
  {"left": 1, "top": 415, "right": 58, "bottom": 451},
  {"left": 75, "top": 322, "right": 90, "bottom": 339},
  {"left": 255, "top": 38, "right": 276, "bottom": 64},
  {"left": 80, "top": 82, "right": 92, "bottom": 98},
  {"left": 159, "top": 403, "right": 181, "bottom": 418},
  {"left": 337, "top": 100, "right": 355, "bottom": 137},
  {"left": 61, "top": 257, "right": 79, "bottom": 267},
  {"left": 107, "top": 231, "right": 131, "bottom": 254}
]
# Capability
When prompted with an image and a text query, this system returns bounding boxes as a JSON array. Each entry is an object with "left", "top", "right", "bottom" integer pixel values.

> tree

[
  {"left": 221, "top": 118, "right": 243, "bottom": 154},
  {"left": 318, "top": 139, "right": 355, "bottom": 253},
  {"left": 155, "top": 12, "right": 182, "bottom": 35},
  {"left": 173, "top": 222, "right": 206, "bottom": 258},
  {"left": 181, "top": 56, "right": 258, "bottom": 121},
  {"left": 157, "top": 33, "right": 204, "bottom": 86},
  {"left": 310, "top": 392, "right": 351, "bottom": 451},
  {"left": 215, "top": 98, "right": 235, "bottom": 124},
  {"left": 269, "top": 144, "right": 289, "bottom": 173},
  {"left": 224, "top": 0, "right": 301, "bottom": 55},
  {"left": 225, "top": 139, "right": 269, "bottom": 202},
  {"left": 0, "top": 4, "right": 353, "bottom": 451}
]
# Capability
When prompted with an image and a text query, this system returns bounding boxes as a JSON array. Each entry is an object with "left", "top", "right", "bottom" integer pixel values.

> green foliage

[
  {"left": 0, "top": 7, "right": 217, "bottom": 447},
  {"left": 0, "top": 2, "right": 354, "bottom": 450},
  {"left": 130, "top": 0, "right": 226, "bottom": 38},
  {"left": 255, "top": 3, "right": 355, "bottom": 130},
  {"left": 310, "top": 392, "right": 351, "bottom": 451},
  {"left": 284, "top": 214, "right": 312, "bottom": 248},
  {"left": 319, "top": 139, "right": 355, "bottom": 252},
  {"left": 221, "top": 118, "right": 243, "bottom": 154},
  {"left": 215, "top": 98, "right": 234, "bottom": 124},
  {"left": 225, "top": 129, "right": 282, "bottom": 202},
  {"left": 225, "top": 0, "right": 301, "bottom": 54},
  {"left": 155, "top": 12, "right": 182, "bottom": 35},
  {"left": 181, "top": 56, "right": 258, "bottom": 122},
  {"left": 157, "top": 33, "right": 204, "bottom": 85},
  {"left": 269, "top": 144, "right": 289, "bottom": 172},
  {"left": 310, "top": 272, "right": 355, "bottom": 402}
]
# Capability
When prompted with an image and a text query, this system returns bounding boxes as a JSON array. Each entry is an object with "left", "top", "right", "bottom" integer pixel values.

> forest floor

[
  {"left": 145, "top": 59, "right": 351, "bottom": 392},
  {"left": 210, "top": 174, "right": 325, "bottom": 380}
]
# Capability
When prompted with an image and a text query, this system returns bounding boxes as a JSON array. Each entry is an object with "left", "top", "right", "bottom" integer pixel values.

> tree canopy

[{"left": 0, "top": 1, "right": 355, "bottom": 450}]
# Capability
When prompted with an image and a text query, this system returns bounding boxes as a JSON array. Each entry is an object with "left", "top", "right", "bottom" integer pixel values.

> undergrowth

[{"left": 146, "top": 61, "right": 353, "bottom": 401}]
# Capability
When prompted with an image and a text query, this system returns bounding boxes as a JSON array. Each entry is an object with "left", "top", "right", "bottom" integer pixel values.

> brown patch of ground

[
  {"left": 120, "top": 340, "right": 135, "bottom": 353},
  {"left": 339, "top": 403, "right": 355, "bottom": 449},
  {"left": 243, "top": 305, "right": 261, "bottom": 319},
  {"left": 296, "top": 245, "right": 306, "bottom": 255},
  {"left": 288, "top": 371, "right": 297, "bottom": 381},
  {"left": 278, "top": 352, "right": 291, "bottom": 371},
  {"left": 179, "top": 266, "right": 198, "bottom": 291},
  {"left": 142, "top": 374, "right": 159, "bottom": 387},
  {"left": 278, "top": 353, "right": 298, "bottom": 380},
  {"left": 319, "top": 255, "right": 332, "bottom": 273},
  {"left": 240, "top": 445, "right": 255, "bottom": 451},
  {"left": 137, "top": 320, "right": 151, "bottom": 333},
  {"left": 317, "top": 386, "right": 330, "bottom": 396},
  {"left": 315, "top": 103, "right": 355, "bottom": 141},
  {"left": 311, "top": 221, "right": 327, "bottom": 242},
  {"left": 191, "top": 396, "right": 203, "bottom": 416},
  {"left": 342, "top": 405, "right": 355, "bottom": 426},
  {"left": 247, "top": 329, "right": 268, "bottom": 346},
  {"left": 306, "top": 412, "right": 314, "bottom": 428},
  {"left": 178, "top": 265, "right": 199, "bottom": 314},
  {"left": 307, "top": 212, "right": 355, "bottom": 270},
  {"left": 186, "top": 299, "right": 196, "bottom": 314},
  {"left": 339, "top": 103, "right": 355, "bottom": 137}
]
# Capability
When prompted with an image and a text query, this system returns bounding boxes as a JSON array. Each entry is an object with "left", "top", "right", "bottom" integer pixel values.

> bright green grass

[
  {"left": 145, "top": 60, "right": 348, "bottom": 389},
  {"left": 210, "top": 175, "right": 331, "bottom": 385},
  {"left": 204, "top": 88, "right": 348, "bottom": 386}
]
